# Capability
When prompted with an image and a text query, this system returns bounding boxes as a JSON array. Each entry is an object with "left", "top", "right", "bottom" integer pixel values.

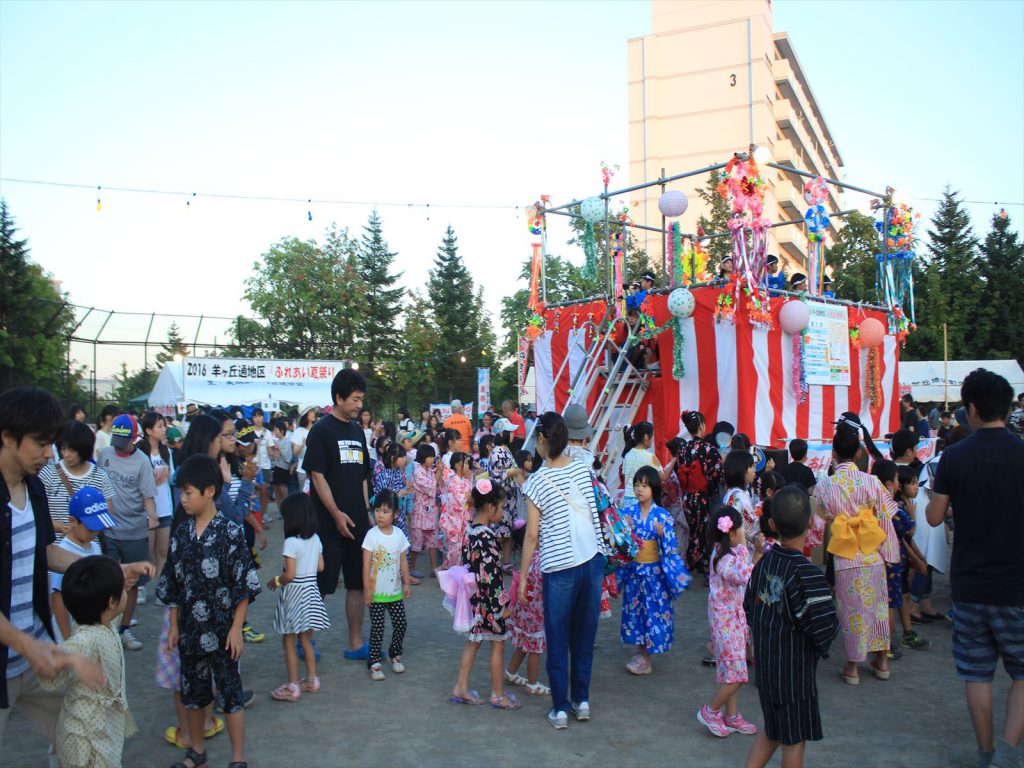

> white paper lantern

[
  {"left": 580, "top": 196, "right": 605, "bottom": 224},
  {"left": 779, "top": 299, "right": 809, "bottom": 335},
  {"left": 667, "top": 288, "right": 696, "bottom": 318},
  {"left": 658, "top": 190, "right": 689, "bottom": 218}
]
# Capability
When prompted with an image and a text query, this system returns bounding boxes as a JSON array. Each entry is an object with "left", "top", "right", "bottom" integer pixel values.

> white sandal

[
  {"left": 503, "top": 670, "right": 528, "bottom": 686},
  {"left": 525, "top": 681, "right": 551, "bottom": 695}
]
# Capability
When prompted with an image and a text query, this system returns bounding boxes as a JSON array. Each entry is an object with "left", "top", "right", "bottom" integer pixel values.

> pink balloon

[
  {"left": 857, "top": 318, "right": 885, "bottom": 348},
  {"left": 779, "top": 299, "right": 809, "bottom": 335}
]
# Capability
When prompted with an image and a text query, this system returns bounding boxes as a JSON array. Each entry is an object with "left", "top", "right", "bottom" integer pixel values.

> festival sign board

[{"left": 803, "top": 301, "right": 851, "bottom": 386}]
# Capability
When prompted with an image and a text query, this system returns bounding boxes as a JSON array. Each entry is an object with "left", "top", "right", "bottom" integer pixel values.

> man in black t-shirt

[
  {"left": 302, "top": 369, "right": 372, "bottom": 660},
  {"left": 926, "top": 369, "right": 1024, "bottom": 768},
  {"left": 778, "top": 438, "right": 816, "bottom": 493},
  {"left": 899, "top": 394, "right": 918, "bottom": 434}
]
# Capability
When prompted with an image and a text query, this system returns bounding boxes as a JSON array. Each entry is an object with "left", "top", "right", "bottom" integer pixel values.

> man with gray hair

[{"left": 443, "top": 399, "right": 471, "bottom": 453}]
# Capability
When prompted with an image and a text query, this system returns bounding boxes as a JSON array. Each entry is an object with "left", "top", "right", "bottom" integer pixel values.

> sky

[{"left": 2, "top": 0, "right": 1022, "bottom": 379}]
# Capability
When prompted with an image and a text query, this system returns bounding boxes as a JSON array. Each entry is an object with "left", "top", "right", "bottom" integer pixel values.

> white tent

[
  {"left": 147, "top": 357, "right": 346, "bottom": 412},
  {"left": 899, "top": 359, "right": 1024, "bottom": 402}
]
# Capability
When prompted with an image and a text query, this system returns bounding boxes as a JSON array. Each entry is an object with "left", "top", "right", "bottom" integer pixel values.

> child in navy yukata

[
  {"left": 158, "top": 455, "right": 261, "bottom": 768},
  {"left": 745, "top": 487, "right": 839, "bottom": 768}
]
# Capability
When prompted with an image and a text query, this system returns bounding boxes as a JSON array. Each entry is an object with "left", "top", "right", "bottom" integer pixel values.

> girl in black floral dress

[
  {"left": 677, "top": 411, "right": 724, "bottom": 573},
  {"left": 449, "top": 478, "right": 521, "bottom": 710}
]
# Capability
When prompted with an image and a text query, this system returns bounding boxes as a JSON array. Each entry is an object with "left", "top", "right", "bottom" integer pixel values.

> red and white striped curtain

[{"left": 532, "top": 290, "right": 900, "bottom": 455}]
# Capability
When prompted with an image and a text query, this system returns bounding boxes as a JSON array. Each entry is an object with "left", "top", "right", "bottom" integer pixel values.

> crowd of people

[{"left": 1, "top": 368, "right": 1022, "bottom": 768}]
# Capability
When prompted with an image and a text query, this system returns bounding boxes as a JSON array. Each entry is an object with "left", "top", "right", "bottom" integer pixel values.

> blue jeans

[{"left": 542, "top": 553, "right": 605, "bottom": 714}]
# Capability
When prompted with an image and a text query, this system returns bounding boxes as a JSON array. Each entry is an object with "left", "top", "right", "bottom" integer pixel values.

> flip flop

[
  {"left": 490, "top": 693, "right": 522, "bottom": 710},
  {"left": 868, "top": 662, "right": 890, "bottom": 680},
  {"left": 839, "top": 671, "right": 860, "bottom": 685},
  {"left": 164, "top": 727, "right": 186, "bottom": 749},
  {"left": 449, "top": 689, "right": 484, "bottom": 705},
  {"left": 203, "top": 716, "right": 224, "bottom": 738}
]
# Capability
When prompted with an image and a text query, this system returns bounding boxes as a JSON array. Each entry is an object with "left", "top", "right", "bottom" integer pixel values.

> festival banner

[
  {"left": 430, "top": 402, "right": 475, "bottom": 420},
  {"left": 803, "top": 302, "right": 850, "bottom": 386},
  {"left": 477, "top": 368, "right": 491, "bottom": 414},
  {"left": 181, "top": 356, "right": 346, "bottom": 387},
  {"left": 517, "top": 335, "right": 530, "bottom": 397}
]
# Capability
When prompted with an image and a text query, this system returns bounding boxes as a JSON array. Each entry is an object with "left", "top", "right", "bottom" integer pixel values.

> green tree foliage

[
  {"left": 979, "top": 211, "right": 1024, "bottom": 365},
  {"left": 696, "top": 170, "right": 732, "bottom": 269},
  {"left": 237, "top": 233, "right": 363, "bottom": 359},
  {"left": 355, "top": 211, "right": 405, "bottom": 392},
  {"left": 154, "top": 322, "right": 189, "bottom": 368},
  {"left": 106, "top": 362, "right": 152, "bottom": 408},
  {"left": 427, "top": 227, "right": 481, "bottom": 401},
  {"left": 0, "top": 200, "right": 77, "bottom": 394},
  {"left": 395, "top": 290, "right": 440, "bottom": 406},
  {"left": 904, "top": 188, "right": 984, "bottom": 361},
  {"left": 826, "top": 211, "right": 884, "bottom": 303}
]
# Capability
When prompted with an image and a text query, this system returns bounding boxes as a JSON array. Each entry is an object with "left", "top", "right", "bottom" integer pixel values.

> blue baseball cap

[
  {"left": 110, "top": 413, "right": 138, "bottom": 450},
  {"left": 68, "top": 487, "right": 118, "bottom": 531}
]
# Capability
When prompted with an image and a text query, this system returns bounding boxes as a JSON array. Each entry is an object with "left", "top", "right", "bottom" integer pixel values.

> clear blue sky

[{"left": 1, "top": 0, "right": 1021, "bottom": 378}]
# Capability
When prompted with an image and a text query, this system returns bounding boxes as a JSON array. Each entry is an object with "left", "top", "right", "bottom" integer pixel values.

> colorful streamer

[
  {"left": 875, "top": 202, "right": 919, "bottom": 344},
  {"left": 528, "top": 242, "right": 543, "bottom": 312}
]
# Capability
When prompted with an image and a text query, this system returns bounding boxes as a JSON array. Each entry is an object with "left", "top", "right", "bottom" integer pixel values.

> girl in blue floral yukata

[{"left": 619, "top": 465, "right": 691, "bottom": 675}]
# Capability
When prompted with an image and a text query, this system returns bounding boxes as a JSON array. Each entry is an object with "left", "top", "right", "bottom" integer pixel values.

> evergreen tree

[
  {"left": 0, "top": 200, "right": 77, "bottom": 393},
  {"left": 355, "top": 211, "right": 405, "bottom": 389},
  {"left": 155, "top": 322, "right": 190, "bottom": 367},
  {"left": 696, "top": 170, "right": 732, "bottom": 270},
  {"left": 979, "top": 210, "right": 1024, "bottom": 365},
  {"left": 825, "top": 212, "right": 881, "bottom": 303},
  {"left": 905, "top": 188, "right": 984, "bottom": 361},
  {"left": 427, "top": 227, "right": 477, "bottom": 400},
  {"left": 396, "top": 290, "right": 441, "bottom": 406},
  {"left": 321, "top": 223, "right": 364, "bottom": 355}
]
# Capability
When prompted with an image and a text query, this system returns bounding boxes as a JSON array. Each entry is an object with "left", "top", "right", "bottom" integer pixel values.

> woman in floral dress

[
  {"left": 677, "top": 411, "right": 724, "bottom": 573},
  {"left": 814, "top": 421, "right": 899, "bottom": 683}
]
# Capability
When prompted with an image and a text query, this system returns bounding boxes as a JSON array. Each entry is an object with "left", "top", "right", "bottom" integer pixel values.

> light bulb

[
  {"left": 752, "top": 145, "right": 771, "bottom": 165},
  {"left": 351, "top": 362, "right": 360, "bottom": 371},
  {"left": 460, "top": 355, "right": 466, "bottom": 363}
]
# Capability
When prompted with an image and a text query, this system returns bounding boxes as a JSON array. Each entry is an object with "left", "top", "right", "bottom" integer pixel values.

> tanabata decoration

[
  {"left": 528, "top": 242, "right": 543, "bottom": 312},
  {"left": 580, "top": 197, "right": 604, "bottom": 280},
  {"left": 611, "top": 231, "right": 626, "bottom": 316},
  {"left": 716, "top": 154, "right": 773, "bottom": 329},
  {"left": 875, "top": 202, "right": 919, "bottom": 345},
  {"left": 524, "top": 304, "right": 546, "bottom": 341},
  {"left": 780, "top": 299, "right": 811, "bottom": 404},
  {"left": 851, "top": 317, "right": 886, "bottom": 409},
  {"left": 658, "top": 190, "right": 688, "bottom": 218},
  {"left": 803, "top": 177, "right": 830, "bottom": 296}
]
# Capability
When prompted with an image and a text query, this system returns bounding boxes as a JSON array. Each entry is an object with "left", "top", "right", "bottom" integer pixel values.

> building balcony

[
  {"left": 772, "top": 224, "right": 808, "bottom": 269},
  {"left": 772, "top": 57, "right": 842, "bottom": 176}
]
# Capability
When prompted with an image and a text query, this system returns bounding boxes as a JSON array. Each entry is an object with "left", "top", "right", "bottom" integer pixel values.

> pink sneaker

[
  {"left": 697, "top": 704, "right": 729, "bottom": 738},
  {"left": 725, "top": 712, "right": 758, "bottom": 735}
]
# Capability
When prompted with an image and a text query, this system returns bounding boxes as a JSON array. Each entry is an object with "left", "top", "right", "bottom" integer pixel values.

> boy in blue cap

[{"left": 50, "top": 488, "right": 118, "bottom": 640}]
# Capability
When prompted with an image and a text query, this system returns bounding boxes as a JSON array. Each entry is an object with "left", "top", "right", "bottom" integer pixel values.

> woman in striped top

[{"left": 520, "top": 412, "right": 608, "bottom": 730}]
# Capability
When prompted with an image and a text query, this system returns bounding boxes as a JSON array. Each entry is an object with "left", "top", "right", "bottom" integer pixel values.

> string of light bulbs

[{"left": 0, "top": 176, "right": 523, "bottom": 214}]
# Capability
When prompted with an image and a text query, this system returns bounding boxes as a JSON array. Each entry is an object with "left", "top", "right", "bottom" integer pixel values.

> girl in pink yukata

[
  {"left": 504, "top": 521, "right": 549, "bottom": 696},
  {"left": 410, "top": 443, "right": 439, "bottom": 578},
  {"left": 721, "top": 450, "right": 761, "bottom": 554},
  {"left": 439, "top": 452, "right": 474, "bottom": 569},
  {"left": 698, "top": 505, "right": 762, "bottom": 739}
]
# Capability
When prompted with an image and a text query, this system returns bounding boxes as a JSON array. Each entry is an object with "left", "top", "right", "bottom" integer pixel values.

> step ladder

[{"left": 534, "top": 310, "right": 652, "bottom": 496}]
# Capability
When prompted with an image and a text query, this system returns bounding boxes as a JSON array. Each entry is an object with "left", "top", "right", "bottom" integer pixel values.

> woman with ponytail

[
  {"left": 814, "top": 420, "right": 900, "bottom": 684},
  {"left": 676, "top": 411, "right": 724, "bottom": 574},
  {"left": 620, "top": 422, "right": 660, "bottom": 508}
]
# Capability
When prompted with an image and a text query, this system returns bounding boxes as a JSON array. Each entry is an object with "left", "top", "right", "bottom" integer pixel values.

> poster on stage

[{"left": 803, "top": 301, "right": 850, "bottom": 386}]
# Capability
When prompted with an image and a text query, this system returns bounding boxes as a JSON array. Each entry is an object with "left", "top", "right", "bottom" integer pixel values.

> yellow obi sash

[
  {"left": 827, "top": 506, "right": 886, "bottom": 560},
  {"left": 634, "top": 539, "right": 660, "bottom": 564}
]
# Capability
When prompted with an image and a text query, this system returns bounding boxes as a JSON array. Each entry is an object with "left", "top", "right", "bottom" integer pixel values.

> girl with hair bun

[
  {"left": 448, "top": 478, "right": 520, "bottom": 709},
  {"left": 813, "top": 421, "right": 900, "bottom": 684},
  {"left": 621, "top": 422, "right": 661, "bottom": 508},
  {"left": 677, "top": 410, "right": 724, "bottom": 573}
]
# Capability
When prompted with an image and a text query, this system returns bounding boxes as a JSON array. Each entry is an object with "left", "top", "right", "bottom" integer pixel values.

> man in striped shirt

[{"left": 0, "top": 388, "right": 152, "bottom": 754}]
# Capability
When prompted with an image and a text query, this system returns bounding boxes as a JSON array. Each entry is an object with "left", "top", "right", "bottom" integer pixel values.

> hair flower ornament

[
  {"left": 475, "top": 478, "right": 493, "bottom": 495},
  {"left": 717, "top": 516, "right": 734, "bottom": 534}
]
